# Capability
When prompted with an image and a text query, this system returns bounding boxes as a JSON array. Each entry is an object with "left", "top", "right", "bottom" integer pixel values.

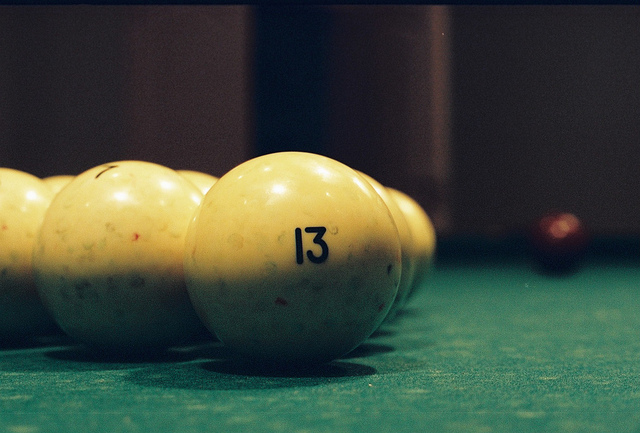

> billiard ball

[
  {"left": 528, "top": 212, "right": 590, "bottom": 272},
  {"left": 177, "top": 170, "right": 218, "bottom": 195},
  {"left": 184, "top": 152, "right": 402, "bottom": 365},
  {"left": 356, "top": 172, "right": 416, "bottom": 322},
  {"left": 43, "top": 175, "right": 74, "bottom": 194},
  {"left": 33, "top": 161, "right": 207, "bottom": 354},
  {"left": 0, "top": 168, "right": 58, "bottom": 342},
  {"left": 387, "top": 188, "right": 436, "bottom": 294}
]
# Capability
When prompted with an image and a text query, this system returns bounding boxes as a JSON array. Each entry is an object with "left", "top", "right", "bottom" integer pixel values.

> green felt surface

[{"left": 1, "top": 253, "right": 640, "bottom": 433}]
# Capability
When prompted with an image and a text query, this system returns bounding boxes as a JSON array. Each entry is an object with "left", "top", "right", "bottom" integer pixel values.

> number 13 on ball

[{"left": 183, "top": 152, "right": 402, "bottom": 366}]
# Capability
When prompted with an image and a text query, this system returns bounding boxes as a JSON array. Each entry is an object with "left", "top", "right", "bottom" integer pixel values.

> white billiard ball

[
  {"left": 0, "top": 168, "right": 58, "bottom": 342},
  {"left": 43, "top": 175, "right": 74, "bottom": 194},
  {"left": 177, "top": 170, "right": 218, "bottom": 195},
  {"left": 184, "top": 152, "right": 402, "bottom": 365},
  {"left": 387, "top": 188, "right": 436, "bottom": 294},
  {"left": 33, "top": 161, "right": 207, "bottom": 354},
  {"left": 357, "top": 172, "right": 416, "bottom": 321}
]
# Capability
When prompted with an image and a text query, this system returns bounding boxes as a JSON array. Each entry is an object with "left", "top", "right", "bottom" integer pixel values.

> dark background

[{"left": 1, "top": 6, "right": 639, "bottom": 237}]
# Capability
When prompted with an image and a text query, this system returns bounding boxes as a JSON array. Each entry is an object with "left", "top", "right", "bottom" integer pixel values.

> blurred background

[{"left": 1, "top": 6, "right": 639, "bottom": 238}]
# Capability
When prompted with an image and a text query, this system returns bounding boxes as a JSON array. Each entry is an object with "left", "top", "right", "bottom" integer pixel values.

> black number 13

[{"left": 295, "top": 226, "right": 329, "bottom": 265}]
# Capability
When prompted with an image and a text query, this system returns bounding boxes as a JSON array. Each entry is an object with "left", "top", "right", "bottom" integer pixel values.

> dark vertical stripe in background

[
  {"left": 4, "top": 7, "right": 637, "bottom": 235},
  {"left": 253, "top": 6, "right": 332, "bottom": 156}
]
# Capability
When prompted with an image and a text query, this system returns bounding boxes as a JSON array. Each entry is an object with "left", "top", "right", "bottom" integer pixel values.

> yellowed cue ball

[
  {"left": 42, "top": 175, "right": 75, "bottom": 194},
  {"left": 387, "top": 188, "right": 436, "bottom": 294},
  {"left": 33, "top": 161, "right": 207, "bottom": 354},
  {"left": 177, "top": 170, "right": 218, "bottom": 196},
  {"left": 0, "top": 168, "right": 58, "bottom": 342},
  {"left": 357, "top": 172, "right": 417, "bottom": 322},
  {"left": 184, "top": 152, "right": 402, "bottom": 366}
]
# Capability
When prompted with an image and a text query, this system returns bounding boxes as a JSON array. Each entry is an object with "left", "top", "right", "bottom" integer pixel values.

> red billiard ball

[{"left": 529, "top": 212, "right": 590, "bottom": 272}]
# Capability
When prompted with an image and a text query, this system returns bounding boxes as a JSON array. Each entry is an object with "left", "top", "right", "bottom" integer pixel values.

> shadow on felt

[
  {"left": 44, "top": 339, "right": 228, "bottom": 363},
  {"left": 340, "top": 341, "right": 395, "bottom": 359},
  {"left": 0, "top": 338, "right": 228, "bottom": 373},
  {"left": 124, "top": 358, "right": 377, "bottom": 391}
]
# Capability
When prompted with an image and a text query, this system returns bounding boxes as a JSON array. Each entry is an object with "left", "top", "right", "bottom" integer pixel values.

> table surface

[{"left": 1, "top": 238, "right": 640, "bottom": 433}]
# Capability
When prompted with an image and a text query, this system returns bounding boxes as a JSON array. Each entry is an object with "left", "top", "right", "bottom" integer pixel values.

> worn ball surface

[
  {"left": 387, "top": 188, "right": 436, "bottom": 294},
  {"left": 33, "top": 161, "right": 206, "bottom": 354},
  {"left": 177, "top": 170, "right": 218, "bottom": 196},
  {"left": 0, "top": 168, "right": 58, "bottom": 342},
  {"left": 43, "top": 175, "right": 74, "bottom": 194},
  {"left": 184, "top": 152, "right": 402, "bottom": 365},
  {"left": 357, "top": 173, "right": 416, "bottom": 322}
]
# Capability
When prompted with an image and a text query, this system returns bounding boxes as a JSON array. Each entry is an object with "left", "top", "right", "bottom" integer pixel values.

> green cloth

[{"left": 1, "top": 257, "right": 639, "bottom": 433}]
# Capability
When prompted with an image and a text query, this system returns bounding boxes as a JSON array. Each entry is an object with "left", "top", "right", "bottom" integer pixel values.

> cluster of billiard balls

[{"left": 0, "top": 152, "right": 437, "bottom": 366}]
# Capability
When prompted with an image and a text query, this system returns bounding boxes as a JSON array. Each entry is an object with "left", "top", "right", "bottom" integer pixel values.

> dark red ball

[{"left": 528, "top": 212, "right": 590, "bottom": 272}]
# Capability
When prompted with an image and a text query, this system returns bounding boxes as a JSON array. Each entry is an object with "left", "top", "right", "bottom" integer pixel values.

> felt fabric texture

[{"left": 1, "top": 253, "right": 639, "bottom": 433}]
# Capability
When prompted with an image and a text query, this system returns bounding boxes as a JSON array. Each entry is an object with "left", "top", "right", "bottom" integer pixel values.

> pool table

[{"left": 1, "top": 236, "right": 639, "bottom": 433}]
